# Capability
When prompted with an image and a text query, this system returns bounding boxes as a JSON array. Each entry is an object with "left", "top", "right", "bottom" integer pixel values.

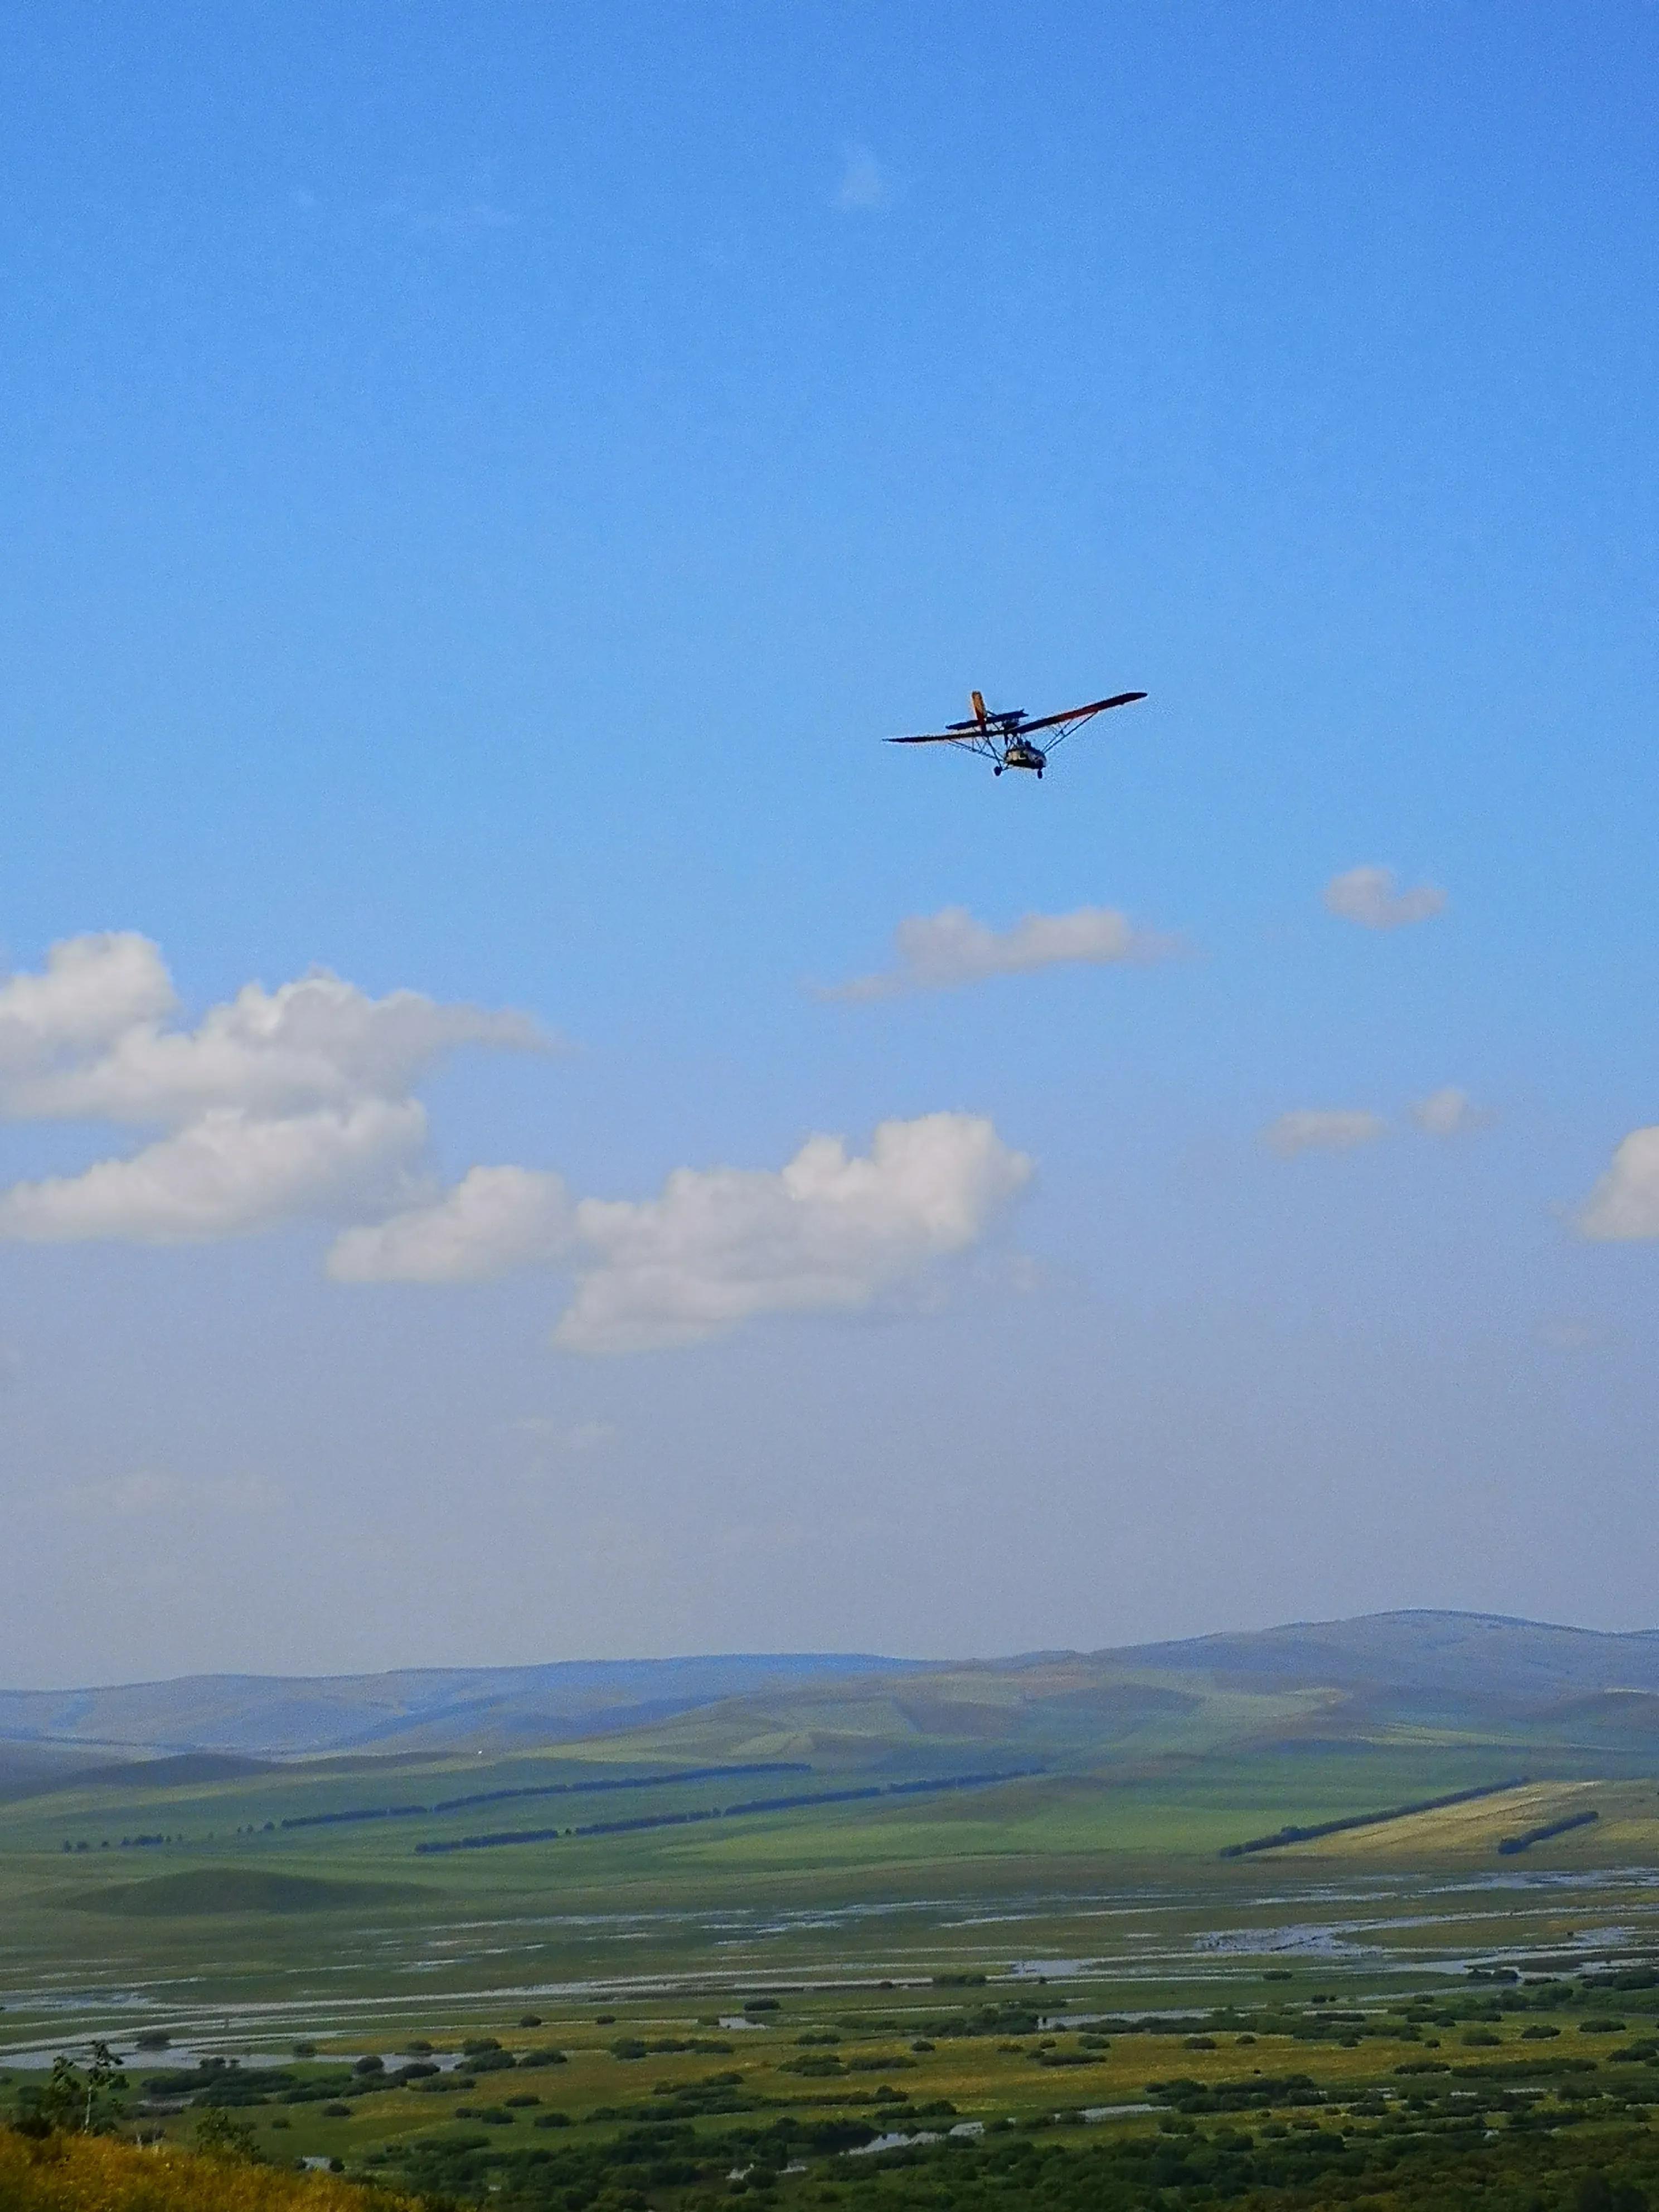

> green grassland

[{"left": 6, "top": 1645, "right": 1659, "bottom": 2204}]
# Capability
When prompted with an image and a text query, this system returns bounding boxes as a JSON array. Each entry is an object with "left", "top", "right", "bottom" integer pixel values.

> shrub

[{"left": 193, "top": 2108, "right": 260, "bottom": 2164}]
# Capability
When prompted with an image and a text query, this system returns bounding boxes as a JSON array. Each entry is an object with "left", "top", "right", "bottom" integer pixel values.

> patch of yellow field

[{"left": 1284, "top": 1777, "right": 1659, "bottom": 1861}]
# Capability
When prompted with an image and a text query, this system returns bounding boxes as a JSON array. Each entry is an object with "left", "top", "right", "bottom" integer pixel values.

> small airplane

[{"left": 887, "top": 687, "right": 1146, "bottom": 778}]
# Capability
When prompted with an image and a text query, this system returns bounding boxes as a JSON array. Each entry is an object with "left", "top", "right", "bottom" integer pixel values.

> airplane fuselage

[{"left": 995, "top": 738, "right": 1047, "bottom": 777}]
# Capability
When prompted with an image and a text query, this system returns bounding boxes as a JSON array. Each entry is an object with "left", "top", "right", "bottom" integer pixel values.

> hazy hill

[
  {"left": 0, "top": 1653, "right": 927, "bottom": 1758},
  {"left": 573, "top": 1613, "right": 1659, "bottom": 1783},
  {"left": 5, "top": 1612, "right": 1659, "bottom": 1765},
  {"left": 1100, "top": 1609, "right": 1659, "bottom": 1699}
]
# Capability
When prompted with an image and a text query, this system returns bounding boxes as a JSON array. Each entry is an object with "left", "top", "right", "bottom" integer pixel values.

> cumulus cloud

[
  {"left": 0, "top": 932, "right": 175, "bottom": 1068},
  {"left": 823, "top": 904, "right": 1180, "bottom": 1000},
  {"left": 1262, "top": 1108, "right": 1389, "bottom": 1158},
  {"left": 836, "top": 143, "right": 887, "bottom": 211},
  {"left": 1410, "top": 1086, "right": 1489, "bottom": 1137},
  {"left": 328, "top": 1165, "right": 574, "bottom": 1282},
  {"left": 557, "top": 1113, "right": 1031, "bottom": 1352},
  {"left": 2, "top": 937, "right": 1031, "bottom": 1354},
  {"left": 0, "top": 933, "right": 550, "bottom": 1244},
  {"left": 331, "top": 1112, "right": 1032, "bottom": 1354},
  {"left": 1576, "top": 1127, "right": 1659, "bottom": 1240},
  {"left": 1323, "top": 865, "right": 1447, "bottom": 930},
  {"left": 0, "top": 1099, "right": 428, "bottom": 1243}
]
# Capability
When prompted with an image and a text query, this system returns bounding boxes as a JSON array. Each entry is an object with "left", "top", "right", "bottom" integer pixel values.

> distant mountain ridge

[
  {"left": 4, "top": 1612, "right": 1658, "bottom": 1763},
  {"left": 0, "top": 1654, "right": 931, "bottom": 1759},
  {"left": 1096, "top": 1610, "right": 1659, "bottom": 1700}
]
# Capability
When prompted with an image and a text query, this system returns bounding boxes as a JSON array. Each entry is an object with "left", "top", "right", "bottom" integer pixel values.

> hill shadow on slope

[{"left": 64, "top": 1867, "right": 431, "bottom": 1916}]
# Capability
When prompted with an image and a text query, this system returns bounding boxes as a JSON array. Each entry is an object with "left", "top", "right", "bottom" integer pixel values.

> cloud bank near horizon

[{"left": 822, "top": 903, "right": 1181, "bottom": 1000}]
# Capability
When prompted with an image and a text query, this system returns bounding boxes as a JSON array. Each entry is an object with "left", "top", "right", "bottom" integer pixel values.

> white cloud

[
  {"left": 0, "top": 934, "right": 551, "bottom": 1244},
  {"left": 341, "top": 1113, "right": 1032, "bottom": 1352},
  {"left": 1262, "top": 1108, "right": 1389, "bottom": 1158},
  {"left": 1577, "top": 1126, "right": 1659, "bottom": 1241},
  {"left": 1323, "top": 865, "right": 1447, "bottom": 930},
  {"left": 328, "top": 1165, "right": 574, "bottom": 1282},
  {"left": 0, "top": 1099, "right": 427, "bottom": 1244},
  {"left": 836, "top": 143, "right": 887, "bottom": 211},
  {"left": 556, "top": 1113, "right": 1031, "bottom": 1353},
  {"left": 0, "top": 952, "right": 542, "bottom": 1126},
  {"left": 824, "top": 904, "right": 1180, "bottom": 1000},
  {"left": 1410, "top": 1086, "right": 1490, "bottom": 1138},
  {"left": 2, "top": 937, "right": 1032, "bottom": 1356},
  {"left": 0, "top": 932, "right": 176, "bottom": 1071}
]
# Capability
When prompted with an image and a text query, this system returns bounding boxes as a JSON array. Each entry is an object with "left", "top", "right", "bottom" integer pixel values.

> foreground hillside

[{"left": 0, "top": 2128, "right": 414, "bottom": 2212}]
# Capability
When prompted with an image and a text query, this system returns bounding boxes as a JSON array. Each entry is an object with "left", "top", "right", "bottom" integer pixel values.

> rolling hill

[
  {"left": 0, "top": 1652, "right": 930, "bottom": 1759},
  {"left": 6, "top": 1611, "right": 1659, "bottom": 1769}
]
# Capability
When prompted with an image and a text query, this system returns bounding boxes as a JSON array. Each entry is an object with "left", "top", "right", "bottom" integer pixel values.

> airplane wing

[
  {"left": 886, "top": 731, "right": 979, "bottom": 745},
  {"left": 1016, "top": 691, "right": 1147, "bottom": 737}
]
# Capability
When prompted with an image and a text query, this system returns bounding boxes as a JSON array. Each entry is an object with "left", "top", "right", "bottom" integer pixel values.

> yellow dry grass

[
  {"left": 0, "top": 2129, "right": 416, "bottom": 2212},
  {"left": 1287, "top": 1777, "right": 1659, "bottom": 1860}
]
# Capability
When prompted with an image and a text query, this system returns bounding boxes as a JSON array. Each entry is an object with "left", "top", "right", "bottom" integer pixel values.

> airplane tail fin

[{"left": 970, "top": 690, "right": 988, "bottom": 725}]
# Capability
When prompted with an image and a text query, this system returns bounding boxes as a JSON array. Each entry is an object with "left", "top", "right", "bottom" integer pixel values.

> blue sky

[{"left": 3, "top": 3, "right": 1657, "bottom": 1685}]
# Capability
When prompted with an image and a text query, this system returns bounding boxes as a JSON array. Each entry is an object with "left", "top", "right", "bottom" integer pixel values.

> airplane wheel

[{"left": 993, "top": 765, "right": 1002, "bottom": 777}]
